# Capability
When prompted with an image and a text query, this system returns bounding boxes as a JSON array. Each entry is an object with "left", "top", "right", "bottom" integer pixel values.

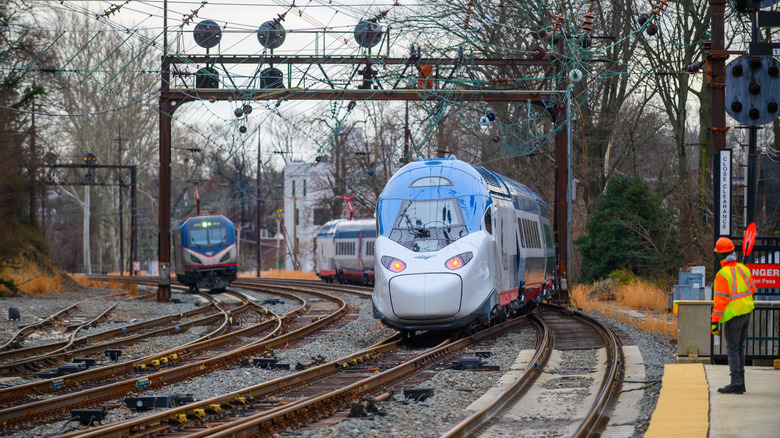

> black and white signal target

[
  {"left": 193, "top": 20, "right": 222, "bottom": 49},
  {"left": 354, "top": 20, "right": 383, "bottom": 48},
  {"left": 257, "top": 20, "right": 286, "bottom": 49},
  {"left": 260, "top": 67, "right": 284, "bottom": 89}
]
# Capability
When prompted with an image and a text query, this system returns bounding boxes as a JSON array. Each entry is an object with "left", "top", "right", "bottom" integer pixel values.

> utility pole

[
  {"left": 256, "top": 126, "right": 262, "bottom": 277},
  {"left": 117, "top": 128, "right": 124, "bottom": 276}
]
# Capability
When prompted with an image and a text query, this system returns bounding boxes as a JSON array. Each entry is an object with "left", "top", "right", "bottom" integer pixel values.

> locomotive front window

[
  {"left": 390, "top": 198, "right": 467, "bottom": 251},
  {"left": 188, "top": 226, "right": 229, "bottom": 249}
]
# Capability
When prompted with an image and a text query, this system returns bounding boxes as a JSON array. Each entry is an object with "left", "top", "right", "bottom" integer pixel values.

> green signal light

[{"left": 202, "top": 221, "right": 208, "bottom": 227}]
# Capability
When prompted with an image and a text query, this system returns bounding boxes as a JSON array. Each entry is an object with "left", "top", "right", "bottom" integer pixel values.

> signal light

[
  {"left": 381, "top": 256, "right": 406, "bottom": 273},
  {"left": 445, "top": 252, "right": 473, "bottom": 270}
]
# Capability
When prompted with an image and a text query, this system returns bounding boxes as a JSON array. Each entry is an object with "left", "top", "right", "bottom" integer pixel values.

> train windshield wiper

[{"left": 402, "top": 213, "right": 430, "bottom": 238}]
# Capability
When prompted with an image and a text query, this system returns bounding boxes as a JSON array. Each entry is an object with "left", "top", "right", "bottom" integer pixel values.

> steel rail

[
  {"left": 0, "top": 300, "right": 268, "bottom": 427},
  {"left": 0, "top": 292, "right": 223, "bottom": 405},
  {"left": 566, "top": 306, "right": 625, "bottom": 438},
  {"left": 0, "top": 298, "right": 215, "bottom": 367},
  {"left": 439, "top": 312, "right": 552, "bottom": 438},
  {"left": 0, "top": 288, "right": 344, "bottom": 427},
  {"left": 0, "top": 302, "right": 84, "bottom": 351},
  {"left": 237, "top": 278, "right": 373, "bottom": 297},
  {"left": 58, "top": 335, "right": 403, "bottom": 438},
  {"left": 0, "top": 306, "right": 228, "bottom": 375},
  {"left": 181, "top": 317, "right": 529, "bottom": 438}
]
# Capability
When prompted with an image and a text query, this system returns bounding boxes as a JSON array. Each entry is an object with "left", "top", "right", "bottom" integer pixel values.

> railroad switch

[
  {"left": 451, "top": 356, "right": 499, "bottom": 371},
  {"left": 135, "top": 363, "right": 147, "bottom": 371},
  {"left": 151, "top": 359, "right": 161, "bottom": 367},
  {"left": 169, "top": 353, "right": 179, "bottom": 361},
  {"left": 403, "top": 388, "right": 434, "bottom": 402},
  {"left": 234, "top": 396, "right": 248, "bottom": 405},
  {"left": 125, "top": 395, "right": 180, "bottom": 411},
  {"left": 105, "top": 349, "right": 122, "bottom": 361},
  {"left": 58, "top": 362, "right": 87, "bottom": 376},
  {"left": 173, "top": 413, "right": 188, "bottom": 424},
  {"left": 192, "top": 408, "right": 206, "bottom": 419},
  {"left": 208, "top": 403, "right": 222, "bottom": 413},
  {"left": 73, "top": 357, "right": 97, "bottom": 368},
  {"left": 252, "top": 357, "right": 278, "bottom": 368},
  {"left": 348, "top": 400, "right": 370, "bottom": 418},
  {"left": 70, "top": 407, "right": 107, "bottom": 425},
  {"left": 160, "top": 357, "right": 169, "bottom": 364}
]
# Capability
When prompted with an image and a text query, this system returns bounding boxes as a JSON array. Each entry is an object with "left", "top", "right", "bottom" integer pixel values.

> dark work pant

[{"left": 723, "top": 312, "right": 751, "bottom": 385}]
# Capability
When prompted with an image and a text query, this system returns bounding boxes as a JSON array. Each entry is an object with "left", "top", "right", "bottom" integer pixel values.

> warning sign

[{"left": 747, "top": 263, "right": 780, "bottom": 288}]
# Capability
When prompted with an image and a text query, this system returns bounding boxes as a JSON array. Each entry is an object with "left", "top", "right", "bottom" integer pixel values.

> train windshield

[
  {"left": 390, "top": 198, "right": 467, "bottom": 252},
  {"left": 187, "top": 220, "right": 230, "bottom": 250}
]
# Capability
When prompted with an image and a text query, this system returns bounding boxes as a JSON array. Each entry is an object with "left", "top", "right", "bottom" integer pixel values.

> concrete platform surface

[{"left": 707, "top": 364, "right": 780, "bottom": 438}]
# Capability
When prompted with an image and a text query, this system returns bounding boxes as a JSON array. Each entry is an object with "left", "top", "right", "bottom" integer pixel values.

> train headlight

[
  {"left": 445, "top": 252, "right": 473, "bottom": 270},
  {"left": 190, "top": 254, "right": 202, "bottom": 264},
  {"left": 219, "top": 252, "right": 230, "bottom": 263},
  {"left": 381, "top": 256, "right": 406, "bottom": 273}
]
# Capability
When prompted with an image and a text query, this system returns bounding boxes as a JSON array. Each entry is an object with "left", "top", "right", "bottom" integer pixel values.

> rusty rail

[
  {"left": 0, "top": 287, "right": 346, "bottom": 427},
  {"left": 439, "top": 312, "right": 552, "bottom": 437}
]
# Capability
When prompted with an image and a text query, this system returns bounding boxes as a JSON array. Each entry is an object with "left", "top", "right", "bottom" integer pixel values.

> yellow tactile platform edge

[{"left": 644, "top": 363, "right": 709, "bottom": 438}]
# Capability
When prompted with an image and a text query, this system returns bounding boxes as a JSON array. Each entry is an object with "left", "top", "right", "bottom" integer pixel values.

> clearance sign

[{"left": 747, "top": 264, "right": 780, "bottom": 288}]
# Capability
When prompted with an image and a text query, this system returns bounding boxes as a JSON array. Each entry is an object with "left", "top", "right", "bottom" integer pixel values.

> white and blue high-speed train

[
  {"left": 372, "top": 157, "right": 556, "bottom": 333},
  {"left": 171, "top": 214, "right": 238, "bottom": 292}
]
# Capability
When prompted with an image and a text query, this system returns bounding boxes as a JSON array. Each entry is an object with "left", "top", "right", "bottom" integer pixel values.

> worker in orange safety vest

[{"left": 711, "top": 236, "right": 756, "bottom": 394}]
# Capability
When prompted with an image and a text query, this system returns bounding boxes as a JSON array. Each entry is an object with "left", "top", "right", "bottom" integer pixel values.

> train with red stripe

[
  {"left": 171, "top": 214, "right": 238, "bottom": 292},
  {"left": 372, "top": 157, "right": 556, "bottom": 334},
  {"left": 315, "top": 219, "right": 376, "bottom": 285}
]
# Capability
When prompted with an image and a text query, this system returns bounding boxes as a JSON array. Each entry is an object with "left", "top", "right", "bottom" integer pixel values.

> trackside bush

[{"left": 575, "top": 175, "right": 682, "bottom": 283}]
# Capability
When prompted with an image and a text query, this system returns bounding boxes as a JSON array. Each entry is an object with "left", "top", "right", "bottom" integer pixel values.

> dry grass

[
  {"left": 70, "top": 274, "right": 93, "bottom": 287},
  {"left": 571, "top": 280, "right": 677, "bottom": 338},
  {"left": 238, "top": 270, "right": 319, "bottom": 279},
  {"left": 17, "top": 275, "right": 62, "bottom": 295}
]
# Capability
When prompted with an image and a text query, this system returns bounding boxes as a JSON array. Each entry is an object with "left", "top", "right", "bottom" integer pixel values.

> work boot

[
  {"left": 740, "top": 371, "right": 746, "bottom": 393},
  {"left": 717, "top": 383, "right": 745, "bottom": 394}
]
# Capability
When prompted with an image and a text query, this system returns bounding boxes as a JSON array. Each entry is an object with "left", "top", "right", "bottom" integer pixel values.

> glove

[{"left": 711, "top": 323, "right": 720, "bottom": 336}]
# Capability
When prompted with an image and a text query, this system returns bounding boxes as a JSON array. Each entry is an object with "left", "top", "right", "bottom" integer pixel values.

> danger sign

[{"left": 747, "top": 263, "right": 780, "bottom": 288}]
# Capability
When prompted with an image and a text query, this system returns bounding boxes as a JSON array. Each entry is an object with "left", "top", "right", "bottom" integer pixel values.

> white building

[{"left": 283, "top": 160, "right": 334, "bottom": 272}]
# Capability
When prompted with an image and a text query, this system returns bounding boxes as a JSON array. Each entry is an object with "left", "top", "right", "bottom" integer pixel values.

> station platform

[{"left": 644, "top": 363, "right": 780, "bottom": 437}]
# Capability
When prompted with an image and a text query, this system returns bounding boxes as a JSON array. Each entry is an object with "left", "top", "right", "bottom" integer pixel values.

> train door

[
  {"left": 495, "top": 201, "right": 516, "bottom": 295},
  {"left": 515, "top": 213, "right": 526, "bottom": 294}
]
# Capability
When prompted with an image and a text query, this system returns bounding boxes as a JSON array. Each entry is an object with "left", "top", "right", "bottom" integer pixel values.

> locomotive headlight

[
  {"left": 381, "top": 256, "right": 406, "bottom": 273},
  {"left": 190, "top": 254, "right": 202, "bottom": 264},
  {"left": 445, "top": 252, "right": 473, "bottom": 270},
  {"left": 219, "top": 251, "right": 230, "bottom": 263}
]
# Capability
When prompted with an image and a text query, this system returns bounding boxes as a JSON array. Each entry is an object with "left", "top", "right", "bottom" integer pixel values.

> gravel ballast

[{"left": 0, "top": 286, "right": 677, "bottom": 438}]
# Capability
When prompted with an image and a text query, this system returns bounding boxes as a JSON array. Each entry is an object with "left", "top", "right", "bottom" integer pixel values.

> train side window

[
  {"left": 483, "top": 209, "right": 492, "bottom": 234},
  {"left": 517, "top": 219, "right": 525, "bottom": 248}
]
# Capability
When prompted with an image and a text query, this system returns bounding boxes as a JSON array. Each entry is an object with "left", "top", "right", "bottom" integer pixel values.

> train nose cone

[{"left": 388, "top": 273, "right": 462, "bottom": 319}]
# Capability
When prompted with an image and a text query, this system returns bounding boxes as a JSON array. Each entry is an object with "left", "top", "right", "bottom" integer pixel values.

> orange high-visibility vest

[{"left": 711, "top": 261, "right": 755, "bottom": 324}]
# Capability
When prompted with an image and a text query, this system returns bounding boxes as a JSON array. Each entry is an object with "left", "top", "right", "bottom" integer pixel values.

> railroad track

[
  {"left": 0, "top": 299, "right": 100, "bottom": 352},
  {"left": 51, "top": 315, "right": 534, "bottom": 438},
  {"left": 0, "top": 291, "right": 215, "bottom": 375},
  {"left": 0, "top": 282, "right": 353, "bottom": 431},
  {"left": 441, "top": 303, "right": 625, "bottom": 438}
]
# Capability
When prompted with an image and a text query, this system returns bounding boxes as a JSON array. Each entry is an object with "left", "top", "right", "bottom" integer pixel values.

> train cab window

[
  {"left": 188, "top": 221, "right": 229, "bottom": 250},
  {"left": 484, "top": 209, "right": 492, "bottom": 235},
  {"left": 410, "top": 177, "right": 452, "bottom": 187},
  {"left": 390, "top": 198, "right": 467, "bottom": 251}
]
